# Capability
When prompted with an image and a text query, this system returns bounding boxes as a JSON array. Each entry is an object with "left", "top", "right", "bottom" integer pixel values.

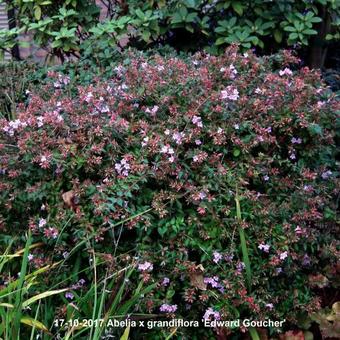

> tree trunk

[
  {"left": 7, "top": 7, "right": 21, "bottom": 60},
  {"left": 308, "top": 6, "right": 331, "bottom": 70}
]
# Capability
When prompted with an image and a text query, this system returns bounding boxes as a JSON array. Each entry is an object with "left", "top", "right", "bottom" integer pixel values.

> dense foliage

[
  {"left": 1, "top": 0, "right": 340, "bottom": 67},
  {"left": 0, "top": 47, "right": 339, "bottom": 338}
]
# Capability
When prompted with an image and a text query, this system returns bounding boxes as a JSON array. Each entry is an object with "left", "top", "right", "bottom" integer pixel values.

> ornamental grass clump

[{"left": 0, "top": 46, "right": 339, "bottom": 338}]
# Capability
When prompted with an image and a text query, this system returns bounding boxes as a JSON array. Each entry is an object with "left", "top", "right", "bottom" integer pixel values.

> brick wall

[{"left": 0, "top": 3, "right": 11, "bottom": 61}]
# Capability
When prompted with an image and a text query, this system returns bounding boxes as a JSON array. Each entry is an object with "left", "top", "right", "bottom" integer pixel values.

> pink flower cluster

[
  {"left": 203, "top": 308, "right": 221, "bottom": 321},
  {"left": 221, "top": 86, "right": 239, "bottom": 101},
  {"left": 160, "top": 304, "right": 177, "bottom": 313}
]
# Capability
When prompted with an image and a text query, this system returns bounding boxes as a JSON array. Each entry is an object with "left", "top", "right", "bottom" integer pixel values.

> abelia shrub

[{"left": 0, "top": 47, "right": 339, "bottom": 337}]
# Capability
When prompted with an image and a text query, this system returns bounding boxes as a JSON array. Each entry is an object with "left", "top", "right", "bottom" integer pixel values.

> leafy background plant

[{"left": 1, "top": 0, "right": 340, "bottom": 68}]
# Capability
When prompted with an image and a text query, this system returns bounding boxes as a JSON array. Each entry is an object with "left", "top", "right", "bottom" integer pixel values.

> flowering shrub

[{"left": 0, "top": 47, "right": 339, "bottom": 338}]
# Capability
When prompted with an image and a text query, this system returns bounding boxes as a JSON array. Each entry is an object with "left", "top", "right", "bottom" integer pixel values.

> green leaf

[
  {"left": 235, "top": 190, "right": 252, "bottom": 291},
  {"left": 186, "top": 12, "right": 197, "bottom": 23},
  {"left": 135, "top": 9, "right": 145, "bottom": 20},
  {"left": 303, "top": 29, "right": 318, "bottom": 35},
  {"left": 249, "top": 328, "right": 260, "bottom": 340},
  {"left": 0, "top": 303, "right": 13, "bottom": 308},
  {"left": 284, "top": 26, "right": 297, "bottom": 32},
  {"left": 21, "top": 317, "right": 51, "bottom": 335},
  {"left": 183, "top": 0, "right": 196, "bottom": 8},
  {"left": 141, "top": 30, "right": 151, "bottom": 42},
  {"left": 308, "top": 123, "right": 322, "bottom": 135},
  {"left": 22, "top": 288, "right": 69, "bottom": 307},
  {"left": 185, "top": 24, "right": 194, "bottom": 33},
  {"left": 215, "top": 37, "right": 227, "bottom": 45},
  {"left": 233, "top": 148, "right": 241, "bottom": 157},
  {"left": 120, "top": 326, "right": 130, "bottom": 340},
  {"left": 215, "top": 26, "right": 227, "bottom": 34},
  {"left": 273, "top": 29, "right": 283, "bottom": 43},
  {"left": 34, "top": 6, "right": 42, "bottom": 20},
  {"left": 232, "top": 2, "right": 243, "bottom": 16},
  {"left": 310, "top": 16, "right": 322, "bottom": 23},
  {"left": 262, "top": 21, "right": 275, "bottom": 30},
  {"left": 289, "top": 32, "right": 299, "bottom": 40},
  {"left": 171, "top": 13, "right": 183, "bottom": 24},
  {"left": 179, "top": 6, "right": 188, "bottom": 18}
]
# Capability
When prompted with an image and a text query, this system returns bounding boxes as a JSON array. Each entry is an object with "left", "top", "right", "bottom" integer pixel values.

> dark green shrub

[
  {"left": 1, "top": 0, "right": 340, "bottom": 68},
  {"left": 0, "top": 61, "right": 36, "bottom": 120},
  {"left": 0, "top": 47, "right": 339, "bottom": 338}
]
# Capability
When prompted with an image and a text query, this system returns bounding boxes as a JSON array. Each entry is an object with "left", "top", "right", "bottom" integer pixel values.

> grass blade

[
  {"left": 22, "top": 288, "right": 69, "bottom": 308},
  {"left": 235, "top": 187, "right": 252, "bottom": 291},
  {"left": 120, "top": 325, "right": 130, "bottom": 340},
  {"left": 20, "top": 316, "right": 51, "bottom": 335},
  {"left": 249, "top": 327, "right": 260, "bottom": 340},
  {"left": 12, "top": 231, "right": 32, "bottom": 339}
]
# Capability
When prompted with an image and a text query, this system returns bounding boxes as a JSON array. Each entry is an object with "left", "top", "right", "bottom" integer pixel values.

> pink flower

[
  {"left": 204, "top": 276, "right": 220, "bottom": 288},
  {"left": 99, "top": 104, "right": 110, "bottom": 113},
  {"left": 160, "top": 304, "right": 177, "bottom": 313},
  {"left": 84, "top": 92, "right": 93, "bottom": 103},
  {"left": 303, "top": 185, "right": 313, "bottom": 192},
  {"left": 115, "top": 159, "right": 130, "bottom": 177},
  {"left": 138, "top": 261, "right": 153, "bottom": 272},
  {"left": 221, "top": 86, "right": 239, "bottom": 101},
  {"left": 172, "top": 132, "right": 185, "bottom": 145},
  {"left": 3, "top": 119, "right": 27, "bottom": 136},
  {"left": 198, "top": 192, "right": 207, "bottom": 200},
  {"left": 145, "top": 105, "right": 159, "bottom": 117},
  {"left": 192, "top": 115, "right": 203, "bottom": 128},
  {"left": 37, "top": 116, "right": 44, "bottom": 127},
  {"left": 53, "top": 74, "right": 70, "bottom": 88},
  {"left": 44, "top": 227, "right": 58, "bottom": 239},
  {"left": 317, "top": 101, "right": 325, "bottom": 108},
  {"left": 203, "top": 308, "right": 221, "bottom": 321},
  {"left": 197, "top": 207, "right": 206, "bottom": 215},
  {"left": 212, "top": 251, "right": 222, "bottom": 263},
  {"left": 289, "top": 152, "right": 296, "bottom": 160},
  {"left": 160, "top": 145, "right": 174, "bottom": 155},
  {"left": 279, "top": 251, "right": 288, "bottom": 260},
  {"left": 291, "top": 137, "right": 302, "bottom": 144},
  {"left": 161, "top": 277, "right": 170, "bottom": 286},
  {"left": 236, "top": 262, "right": 245, "bottom": 272},
  {"left": 141, "top": 137, "right": 149, "bottom": 147},
  {"left": 258, "top": 243, "right": 270, "bottom": 253},
  {"left": 65, "top": 292, "right": 74, "bottom": 300},
  {"left": 321, "top": 170, "right": 332, "bottom": 180},
  {"left": 39, "top": 154, "right": 52, "bottom": 169},
  {"left": 38, "top": 218, "right": 47, "bottom": 228},
  {"left": 279, "top": 68, "right": 293, "bottom": 76},
  {"left": 192, "top": 151, "right": 208, "bottom": 163},
  {"left": 229, "top": 64, "right": 238, "bottom": 78},
  {"left": 295, "top": 226, "right": 303, "bottom": 235},
  {"left": 114, "top": 65, "right": 125, "bottom": 76}
]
